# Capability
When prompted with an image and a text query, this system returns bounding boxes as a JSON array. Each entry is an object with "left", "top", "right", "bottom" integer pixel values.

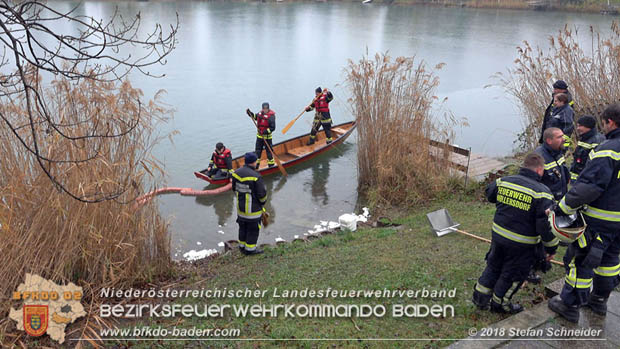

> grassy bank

[{"left": 109, "top": 193, "right": 565, "bottom": 348}]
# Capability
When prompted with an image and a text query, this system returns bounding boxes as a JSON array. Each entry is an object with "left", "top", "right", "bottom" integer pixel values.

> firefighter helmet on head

[{"left": 548, "top": 211, "right": 586, "bottom": 243}]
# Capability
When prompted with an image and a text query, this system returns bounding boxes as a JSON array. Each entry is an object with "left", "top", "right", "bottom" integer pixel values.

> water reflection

[
  {"left": 308, "top": 160, "right": 330, "bottom": 205},
  {"left": 195, "top": 190, "right": 233, "bottom": 227}
]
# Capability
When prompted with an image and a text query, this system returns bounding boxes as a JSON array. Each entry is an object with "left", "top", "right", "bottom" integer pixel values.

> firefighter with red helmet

[
  {"left": 207, "top": 142, "right": 233, "bottom": 179},
  {"left": 247, "top": 103, "right": 276, "bottom": 169},
  {"left": 305, "top": 87, "right": 334, "bottom": 146}
]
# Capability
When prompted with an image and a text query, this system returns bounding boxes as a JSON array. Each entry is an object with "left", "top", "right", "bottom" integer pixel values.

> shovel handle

[{"left": 453, "top": 228, "right": 564, "bottom": 267}]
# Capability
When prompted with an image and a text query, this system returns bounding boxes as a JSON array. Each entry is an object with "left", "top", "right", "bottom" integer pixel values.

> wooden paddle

[
  {"left": 246, "top": 109, "right": 287, "bottom": 176},
  {"left": 281, "top": 90, "right": 325, "bottom": 135}
]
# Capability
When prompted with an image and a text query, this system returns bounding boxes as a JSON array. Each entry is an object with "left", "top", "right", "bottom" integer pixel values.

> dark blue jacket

[
  {"left": 232, "top": 165, "right": 267, "bottom": 222},
  {"left": 559, "top": 128, "right": 620, "bottom": 242},
  {"left": 540, "top": 91, "right": 575, "bottom": 144},
  {"left": 535, "top": 143, "right": 570, "bottom": 200},
  {"left": 569, "top": 128, "right": 606, "bottom": 181},
  {"left": 486, "top": 168, "right": 559, "bottom": 255},
  {"left": 548, "top": 104, "right": 575, "bottom": 139}
]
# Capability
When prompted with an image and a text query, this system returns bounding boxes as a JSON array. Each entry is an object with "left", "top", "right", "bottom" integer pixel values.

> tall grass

[
  {"left": 0, "top": 75, "right": 172, "bottom": 333},
  {"left": 498, "top": 23, "right": 620, "bottom": 151},
  {"left": 345, "top": 53, "right": 462, "bottom": 207}
]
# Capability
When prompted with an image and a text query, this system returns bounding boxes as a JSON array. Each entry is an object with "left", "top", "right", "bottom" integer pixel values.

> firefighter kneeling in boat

[
  {"left": 473, "top": 153, "right": 559, "bottom": 314},
  {"left": 232, "top": 152, "right": 268, "bottom": 255},
  {"left": 548, "top": 103, "right": 620, "bottom": 323},
  {"left": 207, "top": 142, "right": 233, "bottom": 179}
]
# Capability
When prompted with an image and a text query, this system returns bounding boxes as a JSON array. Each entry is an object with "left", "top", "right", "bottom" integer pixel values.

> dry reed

[
  {"left": 497, "top": 23, "right": 620, "bottom": 151},
  {"left": 0, "top": 73, "right": 172, "bottom": 341},
  {"left": 345, "top": 53, "right": 462, "bottom": 207}
]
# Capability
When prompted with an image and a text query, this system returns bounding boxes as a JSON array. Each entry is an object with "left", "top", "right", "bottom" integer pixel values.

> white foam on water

[
  {"left": 217, "top": 230, "right": 225, "bottom": 234},
  {"left": 183, "top": 249, "right": 217, "bottom": 261},
  {"left": 217, "top": 242, "right": 225, "bottom": 247}
]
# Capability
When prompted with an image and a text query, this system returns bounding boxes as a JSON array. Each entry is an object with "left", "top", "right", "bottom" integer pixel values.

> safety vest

[
  {"left": 256, "top": 110, "right": 274, "bottom": 134},
  {"left": 212, "top": 148, "right": 231, "bottom": 169},
  {"left": 315, "top": 94, "right": 330, "bottom": 112}
]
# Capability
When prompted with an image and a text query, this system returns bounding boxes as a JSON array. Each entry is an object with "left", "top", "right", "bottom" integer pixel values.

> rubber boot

[
  {"left": 472, "top": 287, "right": 491, "bottom": 310},
  {"left": 255, "top": 162, "right": 260, "bottom": 170},
  {"left": 243, "top": 248, "right": 264, "bottom": 256},
  {"left": 527, "top": 270, "right": 542, "bottom": 284},
  {"left": 490, "top": 300, "right": 523, "bottom": 314},
  {"left": 587, "top": 294, "right": 608, "bottom": 316},
  {"left": 306, "top": 137, "right": 315, "bottom": 146},
  {"left": 548, "top": 295, "right": 579, "bottom": 323}
]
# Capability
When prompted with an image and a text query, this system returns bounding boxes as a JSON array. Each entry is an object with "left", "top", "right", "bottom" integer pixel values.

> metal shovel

[
  {"left": 426, "top": 208, "right": 563, "bottom": 266},
  {"left": 426, "top": 208, "right": 492, "bottom": 243}
]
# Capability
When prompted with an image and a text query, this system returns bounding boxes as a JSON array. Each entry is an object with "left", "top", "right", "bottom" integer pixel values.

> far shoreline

[{"left": 67, "top": 0, "right": 620, "bottom": 16}]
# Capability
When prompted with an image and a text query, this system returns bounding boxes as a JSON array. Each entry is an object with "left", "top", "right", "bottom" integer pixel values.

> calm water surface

[{"left": 51, "top": 1, "right": 614, "bottom": 257}]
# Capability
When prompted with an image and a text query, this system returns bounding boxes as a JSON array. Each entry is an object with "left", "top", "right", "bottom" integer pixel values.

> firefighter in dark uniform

[
  {"left": 232, "top": 152, "right": 268, "bottom": 255},
  {"left": 248, "top": 103, "right": 276, "bottom": 169},
  {"left": 529, "top": 127, "right": 570, "bottom": 284},
  {"left": 206, "top": 142, "right": 233, "bottom": 179},
  {"left": 569, "top": 115, "right": 605, "bottom": 182},
  {"left": 540, "top": 80, "right": 576, "bottom": 147},
  {"left": 549, "top": 103, "right": 620, "bottom": 323},
  {"left": 472, "top": 153, "right": 559, "bottom": 314},
  {"left": 305, "top": 87, "right": 334, "bottom": 146},
  {"left": 535, "top": 127, "right": 570, "bottom": 201}
]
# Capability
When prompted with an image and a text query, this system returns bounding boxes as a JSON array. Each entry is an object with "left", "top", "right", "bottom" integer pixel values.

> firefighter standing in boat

[
  {"left": 548, "top": 103, "right": 620, "bottom": 323},
  {"left": 206, "top": 142, "right": 233, "bottom": 179},
  {"left": 247, "top": 103, "right": 276, "bottom": 169},
  {"left": 305, "top": 87, "right": 334, "bottom": 146},
  {"left": 569, "top": 115, "right": 605, "bottom": 182},
  {"left": 232, "top": 152, "right": 268, "bottom": 255},
  {"left": 472, "top": 153, "right": 559, "bottom": 314}
]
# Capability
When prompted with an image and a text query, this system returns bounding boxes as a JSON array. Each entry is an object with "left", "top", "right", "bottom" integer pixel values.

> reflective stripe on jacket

[
  {"left": 232, "top": 165, "right": 268, "bottom": 221},
  {"left": 486, "top": 168, "right": 558, "bottom": 254}
]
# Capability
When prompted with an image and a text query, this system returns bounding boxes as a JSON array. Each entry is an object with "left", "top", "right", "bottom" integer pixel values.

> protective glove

[
  {"left": 305, "top": 107, "right": 312, "bottom": 112},
  {"left": 246, "top": 108, "right": 254, "bottom": 118},
  {"left": 582, "top": 246, "right": 604, "bottom": 269},
  {"left": 262, "top": 129, "right": 270, "bottom": 135}
]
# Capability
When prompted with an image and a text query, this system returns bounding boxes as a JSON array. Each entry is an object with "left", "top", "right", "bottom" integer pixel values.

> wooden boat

[{"left": 194, "top": 121, "right": 357, "bottom": 185}]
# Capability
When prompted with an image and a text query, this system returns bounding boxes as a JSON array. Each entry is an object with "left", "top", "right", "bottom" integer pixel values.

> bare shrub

[
  {"left": 498, "top": 23, "right": 620, "bottom": 151},
  {"left": 0, "top": 75, "right": 172, "bottom": 335},
  {"left": 345, "top": 53, "right": 462, "bottom": 207}
]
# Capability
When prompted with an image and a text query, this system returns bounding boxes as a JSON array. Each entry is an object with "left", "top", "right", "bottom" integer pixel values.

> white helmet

[{"left": 548, "top": 211, "right": 586, "bottom": 243}]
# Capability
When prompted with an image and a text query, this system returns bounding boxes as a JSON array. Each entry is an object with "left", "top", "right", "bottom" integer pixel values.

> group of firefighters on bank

[
  {"left": 205, "top": 87, "right": 335, "bottom": 255},
  {"left": 474, "top": 79, "right": 620, "bottom": 324}
]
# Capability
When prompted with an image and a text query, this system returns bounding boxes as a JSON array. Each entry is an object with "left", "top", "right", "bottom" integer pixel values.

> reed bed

[
  {"left": 0, "top": 74, "right": 172, "bottom": 341},
  {"left": 498, "top": 23, "right": 620, "bottom": 151},
  {"left": 345, "top": 53, "right": 462, "bottom": 207}
]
